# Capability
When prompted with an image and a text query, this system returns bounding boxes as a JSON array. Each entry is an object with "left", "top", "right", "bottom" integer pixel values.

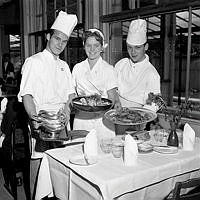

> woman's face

[
  {"left": 47, "top": 30, "right": 69, "bottom": 57},
  {"left": 84, "top": 36, "right": 103, "bottom": 61},
  {"left": 127, "top": 43, "right": 148, "bottom": 63}
]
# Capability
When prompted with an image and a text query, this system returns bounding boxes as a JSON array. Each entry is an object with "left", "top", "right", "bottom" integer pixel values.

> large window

[
  {"left": 22, "top": 0, "right": 84, "bottom": 71},
  {"left": 101, "top": 1, "right": 200, "bottom": 117}
]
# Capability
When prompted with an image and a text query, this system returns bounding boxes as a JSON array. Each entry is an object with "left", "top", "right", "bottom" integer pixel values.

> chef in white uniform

[
  {"left": 18, "top": 11, "right": 77, "bottom": 198},
  {"left": 72, "top": 29, "right": 121, "bottom": 139},
  {"left": 115, "top": 19, "right": 161, "bottom": 110}
]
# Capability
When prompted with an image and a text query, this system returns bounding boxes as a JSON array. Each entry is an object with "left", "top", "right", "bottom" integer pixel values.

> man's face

[
  {"left": 47, "top": 30, "right": 69, "bottom": 56},
  {"left": 127, "top": 43, "right": 148, "bottom": 63}
]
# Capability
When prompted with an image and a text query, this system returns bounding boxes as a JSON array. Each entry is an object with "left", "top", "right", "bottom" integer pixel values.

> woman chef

[{"left": 72, "top": 29, "right": 121, "bottom": 139}]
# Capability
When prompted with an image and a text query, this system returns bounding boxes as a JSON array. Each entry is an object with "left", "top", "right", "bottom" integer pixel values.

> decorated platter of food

[
  {"left": 104, "top": 107, "right": 157, "bottom": 126},
  {"left": 72, "top": 95, "right": 113, "bottom": 112}
]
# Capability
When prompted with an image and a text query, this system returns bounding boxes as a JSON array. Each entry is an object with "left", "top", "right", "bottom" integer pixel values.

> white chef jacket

[
  {"left": 115, "top": 54, "right": 160, "bottom": 108},
  {"left": 18, "top": 49, "right": 75, "bottom": 113},
  {"left": 18, "top": 49, "right": 75, "bottom": 159},
  {"left": 72, "top": 57, "right": 117, "bottom": 139}
]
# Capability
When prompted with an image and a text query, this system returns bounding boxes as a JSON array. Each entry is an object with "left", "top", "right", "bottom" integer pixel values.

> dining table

[{"left": 35, "top": 136, "right": 200, "bottom": 200}]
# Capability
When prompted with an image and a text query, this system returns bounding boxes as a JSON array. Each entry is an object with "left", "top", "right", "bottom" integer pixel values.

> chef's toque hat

[
  {"left": 126, "top": 19, "right": 147, "bottom": 46},
  {"left": 51, "top": 11, "right": 78, "bottom": 37},
  {"left": 88, "top": 28, "right": 108, "bottom": 48}
]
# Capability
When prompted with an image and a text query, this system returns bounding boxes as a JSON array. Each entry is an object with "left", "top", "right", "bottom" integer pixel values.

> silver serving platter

[
  {"left": 72, "top": 95, "right": 113, "bottom": 112},
  {"left": 104, "top": 107, "right": 157, "bottom": 126},
  {"left": 32, "top": 110, "right": 66, "bottom": 134}
]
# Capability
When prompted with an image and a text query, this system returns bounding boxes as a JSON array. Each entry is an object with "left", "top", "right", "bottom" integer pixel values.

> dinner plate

[
  {"left": 69, "top": 155, "right": 97, "bottom": 166},
  {"left": 153, "top": 146, "right": 178, "bottom": 154}
]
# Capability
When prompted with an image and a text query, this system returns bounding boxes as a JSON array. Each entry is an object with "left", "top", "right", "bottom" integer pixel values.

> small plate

[
  {"left": 69, "top": 155, "right": 97, "bottom": 166},
  {"left": 138, "top": 142, "right": 153, "bottom": 153},
  {"left": 153, "top": 146, "right": 178, "bottom": 154}
]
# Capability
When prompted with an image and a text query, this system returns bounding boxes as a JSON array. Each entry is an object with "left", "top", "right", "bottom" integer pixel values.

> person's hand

[
  {"left": 57, "top": 108, "right": 70, "bottom": 125},
  {"left": 30, "top": 118, "right": 40, "bottom": 130}
]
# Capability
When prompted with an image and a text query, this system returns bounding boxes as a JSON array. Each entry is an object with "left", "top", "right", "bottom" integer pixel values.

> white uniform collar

[
  {"left": 86, "top": 56, "right": 102, "bottom": 70},
  {"left": 129, "top": 54, "right": 149, "bottom": 68},
  {"left": 43, "top": 49, "right": 59, "bottom": 60}
]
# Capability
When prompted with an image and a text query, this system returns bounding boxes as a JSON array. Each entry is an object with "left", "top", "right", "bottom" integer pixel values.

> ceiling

[
  {"left": 121, "top": 8, "right": 200, "bottom": 40},
  {"left": 0, "top": 0, "right": 19, "bottom": 34},
  {"left": 0, "top": 0, "right": 11, "bottom": 6}
]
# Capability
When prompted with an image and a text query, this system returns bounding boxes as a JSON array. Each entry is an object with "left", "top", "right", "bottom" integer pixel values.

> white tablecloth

[{"left": 35, "top": 138, "right": 200, "bottom": 200}]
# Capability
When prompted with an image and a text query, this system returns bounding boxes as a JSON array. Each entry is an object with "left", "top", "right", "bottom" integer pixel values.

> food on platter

[
  {"left": 105, "top": 107, "right": 157, "bottom": 125},
  {"left": 74, "top": 94, "right": 110, "bottom": 106},
  {"left": 72, "top": 95, "right": 113, "bottom": 112}
]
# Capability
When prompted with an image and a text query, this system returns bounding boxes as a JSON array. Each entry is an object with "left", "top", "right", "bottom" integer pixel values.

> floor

[{"left": 0, "top": 167, "right": 26, "bottom": 200}]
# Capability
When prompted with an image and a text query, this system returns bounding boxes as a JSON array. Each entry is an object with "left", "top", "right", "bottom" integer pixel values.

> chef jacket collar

[
  {"left": 129, "top": 54, "right": 149, "bottom": 68},
  {"left": 44, "top": 49, "right": 59, "bottom": 60},
  {"left": 86, "top": 56, "right": 103, "bottom": 70}
]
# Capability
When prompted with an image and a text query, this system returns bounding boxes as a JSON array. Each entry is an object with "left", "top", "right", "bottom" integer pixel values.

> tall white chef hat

[
  {"left": 51, "top": 11, "right": 78, "bottom": 37},
  {"left": 88, "top": 28, "right": 108, "bottom": 48},
  {"left": 126, "top": 19, "right": 147, "bottom": 46}
]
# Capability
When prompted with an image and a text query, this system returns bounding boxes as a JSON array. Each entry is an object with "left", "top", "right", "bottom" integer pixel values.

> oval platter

[
  {"left": 72, "top": 96, "right": 113, "bottom": 112},
  {"left": 104, "top": 107, "right": 157, "bottom": 126}
]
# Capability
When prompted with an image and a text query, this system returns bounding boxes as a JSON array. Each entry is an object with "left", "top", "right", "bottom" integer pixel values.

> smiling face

[
  {"left": 46, "top": 30, "right": 69, "bottom": 57},
  {"left": 84, "top": 36, "right": 103, "bottom": 61},
  {"left": 127, "top": 43, "right": 148, "bottom": 63}
]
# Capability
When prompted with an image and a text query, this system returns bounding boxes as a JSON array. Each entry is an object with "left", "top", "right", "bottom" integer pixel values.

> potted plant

[{"left": 146, "top": 93, "right": 193, "bottom": 147}]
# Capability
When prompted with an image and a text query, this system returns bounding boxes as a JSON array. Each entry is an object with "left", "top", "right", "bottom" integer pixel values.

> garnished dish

[
  {"left": 104, "top": 107, "right": 157, "bottom": 125},
  {"left": 72, "top": 94, "right": 113, "bottom": 112}
]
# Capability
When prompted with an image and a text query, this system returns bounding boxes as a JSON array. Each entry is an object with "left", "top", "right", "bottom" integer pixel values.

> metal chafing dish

[{"left": 32, "top": 110, "right": 66, "bottom": 139}]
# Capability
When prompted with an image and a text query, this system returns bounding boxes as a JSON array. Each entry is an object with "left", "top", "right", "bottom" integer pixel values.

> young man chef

[
  {"left": 115, "top": 19, "right": 161, "bottom": 111},
  {"left": 18, "top": 11, "right": 77, "bottom": 198}
]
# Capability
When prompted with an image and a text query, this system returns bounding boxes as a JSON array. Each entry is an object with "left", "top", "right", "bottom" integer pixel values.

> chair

[
  {"left": 166, "top": 177, "right": 200, "bottom": 200},
  {"left": 1, "top": 99, "right": 31, "bottom": 200}
]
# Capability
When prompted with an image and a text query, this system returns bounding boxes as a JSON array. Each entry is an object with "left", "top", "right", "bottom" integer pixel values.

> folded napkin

[
  {"left": 1, "top": 97, "right": 7, "bottom": 113},
  {"left": 35, "top": 154, "right": 53, "bottom": 200},
  {"left": 183, "top": 123, "right": 195, "bottom": 151},
  {"left": 124, "top": 134, "right": 138, "bottom": 166},
  {"left": 84, "top": 129, "right": 98, "bottom": 164}
]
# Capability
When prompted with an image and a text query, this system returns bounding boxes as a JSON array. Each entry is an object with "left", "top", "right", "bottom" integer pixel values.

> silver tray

[{"left": 39, "top": 130, "right": 89, "bottom": 142}]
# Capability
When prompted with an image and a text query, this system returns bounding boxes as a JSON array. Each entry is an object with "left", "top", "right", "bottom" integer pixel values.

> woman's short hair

[{"left": 83, "top": 29, "right": 104, "bottom": 46}]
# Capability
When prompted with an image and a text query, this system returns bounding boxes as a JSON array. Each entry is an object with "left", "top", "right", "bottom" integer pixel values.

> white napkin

[
  {"left": 84, "top": 129, "right": 98, "bottom": 164},
  {"left": 35, "top": 154, "right": 53, "bottom": 200},
  {"left": 124, "top": 134, "right": 138, "bottom": 166},
  {"left": 1, "top": 97, "right": 8, "bottom": 113},
  {"left": 183, "top": 123, "right": 195, "bottom": 151}
]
